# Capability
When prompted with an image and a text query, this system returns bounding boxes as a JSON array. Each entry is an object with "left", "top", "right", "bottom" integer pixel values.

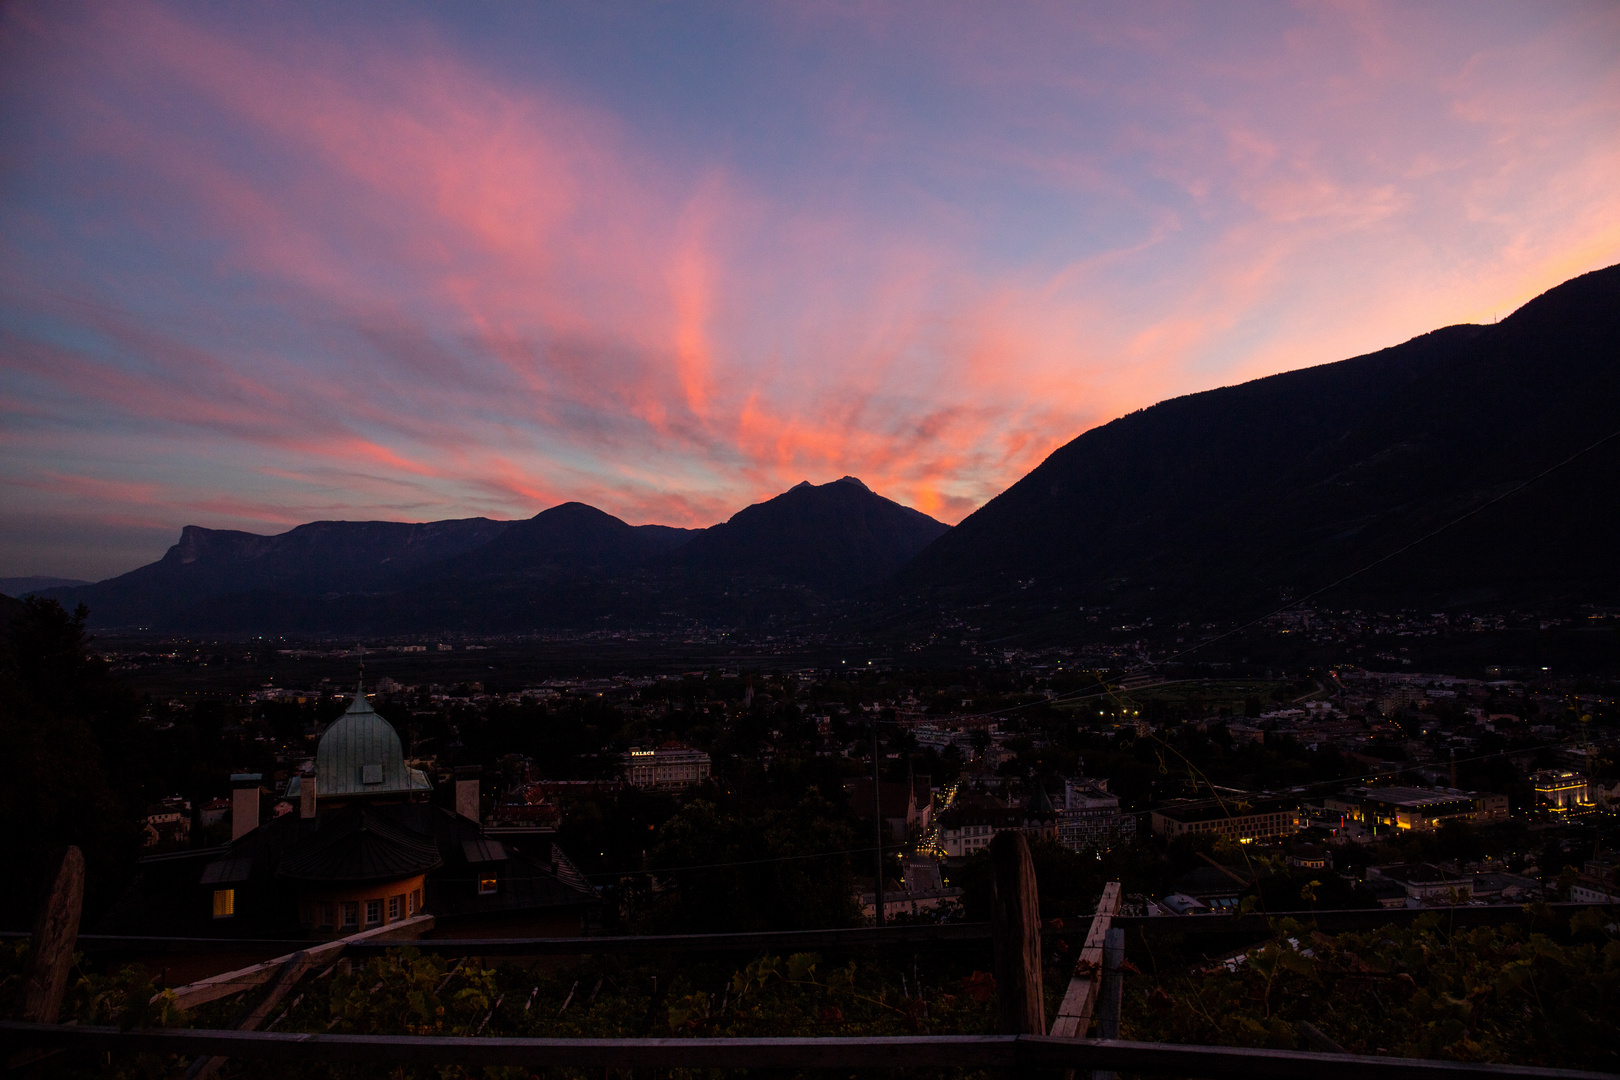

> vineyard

[{"left": 6, "top": 903, "right": 1619, "bottom": 1078}]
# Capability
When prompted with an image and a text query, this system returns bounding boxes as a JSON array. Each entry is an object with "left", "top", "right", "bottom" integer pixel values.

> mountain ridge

[
  {"left": 44, "top": 477, "right": 950, "bottom": 632},
  {"left": 30, "top": 262, "right": 1620, "bottom": 638},
  {"left": 895, "top": 262, "right": 1620, "bottom": 632}
]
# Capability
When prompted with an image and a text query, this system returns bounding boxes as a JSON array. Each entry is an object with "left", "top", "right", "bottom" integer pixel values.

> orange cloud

[{"left": 4, "top": 0, "right": 1619, "bottom": 581}]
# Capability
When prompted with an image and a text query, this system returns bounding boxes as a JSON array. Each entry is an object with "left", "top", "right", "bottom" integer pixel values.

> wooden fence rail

[
  {"left": 346, "top": 922, "right": 996, "bottom": 957},
  {"left": 11, "top": 901, "right": 1606, "bottom": 958},
  {"left": 2, "top": 1024, "right": 1614, "bottom": 1080},
  {"left": 1051, "top": 881, "right": 1120, "bottom": 1038},
  {"left": 11, "top": 838, "right": 1616, "bottom": 1079}
]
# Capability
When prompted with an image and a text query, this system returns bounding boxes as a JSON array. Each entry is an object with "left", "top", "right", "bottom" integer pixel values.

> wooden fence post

[
  {"left": 990, "top": 831, "right": 1043, "bottom": 1036},
  {"left": 1050, "top": 882, "right": 1120, "bottom": 1039},
  {"left": 1091, "top": 927, "right": 1125, "bottom": 1080},
  {"left": 18, "top": 846, "right": 84, "bottom": 1024},
  {"left": 1096, "top": 928, "right": 1123, "bottom": 1040}
]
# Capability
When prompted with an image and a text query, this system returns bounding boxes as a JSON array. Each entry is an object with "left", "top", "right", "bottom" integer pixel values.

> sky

[{"left": 3, "top": 2, "right": 1619, "bottom": 581}]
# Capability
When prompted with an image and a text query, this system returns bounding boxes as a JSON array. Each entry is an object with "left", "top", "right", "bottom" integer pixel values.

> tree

[
  {"left": 631, "top": 791, "right": 861, "bottom": 932},
  {"left": 0, "top": 599, "right": 140, "bottom": 926}
]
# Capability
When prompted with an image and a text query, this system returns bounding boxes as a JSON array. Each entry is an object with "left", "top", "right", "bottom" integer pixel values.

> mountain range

[
  {"left": 35, "top": 477, "right": 949, "bottom": 633},
  {"left": 898, "top": 261, "right": 1620, "bottom": 634},
  {"left": 21, "top": 262, "right": 1620, "bottom": 638}
]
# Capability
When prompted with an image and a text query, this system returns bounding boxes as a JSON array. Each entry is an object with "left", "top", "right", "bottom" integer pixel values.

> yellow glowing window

[
  {"left": 212, "top": 889, "right": 235, "bottom": 918},
  {"left": 478, "top": 876, "right": 498, "bottom": 895}
]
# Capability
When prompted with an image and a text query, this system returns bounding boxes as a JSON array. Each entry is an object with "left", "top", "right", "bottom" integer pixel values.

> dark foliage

[{"left": 0, "top": 598, "right": 141, "bottom": 926}]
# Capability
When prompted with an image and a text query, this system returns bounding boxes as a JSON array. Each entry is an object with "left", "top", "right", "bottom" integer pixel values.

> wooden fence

[
  {"left": 4, "top": 1023, "right": 1615, "bottom": 1079},
  {"left": 5, "top": 841, "right": 1616, "bottom": 1079},
  {"left": 20, "top": 902, "right": 1604, "bottom": 960}
]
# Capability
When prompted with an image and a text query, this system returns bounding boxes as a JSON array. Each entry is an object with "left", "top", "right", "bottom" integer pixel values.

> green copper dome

[{"left": 303, "top": 684, "right": 432, "bottom": 801}]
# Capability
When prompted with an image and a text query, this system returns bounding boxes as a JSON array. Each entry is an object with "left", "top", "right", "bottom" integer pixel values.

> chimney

[
  {"left": 231, "top": 773, "right": 262, "bottom": 840},
  {"left": 299, "top": 774, "right": 318, "bottom": 819},
  {"left": 454, "top": 766, "right": 481, "bottom": 823}
]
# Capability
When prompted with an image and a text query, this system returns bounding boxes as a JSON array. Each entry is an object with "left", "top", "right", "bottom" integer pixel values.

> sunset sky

[{"left": 3, "top": 2, "right": 1618, "bottom": 581}]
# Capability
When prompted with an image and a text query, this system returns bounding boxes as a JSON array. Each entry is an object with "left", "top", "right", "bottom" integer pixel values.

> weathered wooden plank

[
  {"left": 163, "top": 915, "right": 433, "bottom": 1010},
  {"left": 348, "top": 921, "right": 996, "bottom": 957},
  {"left": 1, "top": 1025, "right": 1614, "bottom": 1080},
  {"left": 1017, "top": 1036, "right": 1620, "bottom": 1080},
  {"left": 0, "top": 923, "right": 995, "bottom": 957},
  {"left": 16, "top": 846, "right": 84, "bottom": 1025},
  {"left": 184, "top": 949, "right": 324, "bottom": 1080},
  {"left": 990, "top": 831, "right": 1043, "bottom": 1035},
  {"left": 1049, "top": 882, "right": 1120, "bottom": 1038},
  {"left": 1095, "top": 927, "right": 1124, "bottom": 1041},
  {"left": 16, "top": 902, "right": 1600, "bottom": 959}
]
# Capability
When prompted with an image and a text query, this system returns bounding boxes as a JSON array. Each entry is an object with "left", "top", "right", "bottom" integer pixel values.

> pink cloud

[{"left": 3, "top": 0, "right": 1619, "bottom": 580}]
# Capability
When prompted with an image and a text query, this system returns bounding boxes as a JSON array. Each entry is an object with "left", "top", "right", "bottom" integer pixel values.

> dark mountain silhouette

[
  {"left": 0, "top": 576, "right": 92, "bottom": 596},
  {"left": 436, "top": 502, "right": 696, "bottom": 581},
  {"left": 898, "top": 262, "right": 1620, "bottom": 630},
  {"left": 42, "top": 518, "right": 510, "bottom": 628},
  {"left": 674, "top": 477, "right": 950, "bottom": 591},
  {"left": 36, "top": 263, "right": 1617, "bottom": 636},
  {"left": 47, "top": 478, "right": 946, "bottom": 632}
]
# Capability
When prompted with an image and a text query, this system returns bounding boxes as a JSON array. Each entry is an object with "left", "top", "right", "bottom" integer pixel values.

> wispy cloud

[{"left": 2, "top": 0, "right": 1617, "bottom": 578}]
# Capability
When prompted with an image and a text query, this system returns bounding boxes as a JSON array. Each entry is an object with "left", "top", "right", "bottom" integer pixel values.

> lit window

[
  {"left": 365, "top": 899, "right": 381, "bottom": 925},
  {"left": 341, "top": 901, "right": 358, "bottom": 928},
  {"left": 212, "top": 889, "right": 235, "bottom": 919},
  {"left": 388, "top": 895, "right": 401, "bottom": 921},
  {"left": 478, "top": 875, "right": 499, "bottom": 895}
]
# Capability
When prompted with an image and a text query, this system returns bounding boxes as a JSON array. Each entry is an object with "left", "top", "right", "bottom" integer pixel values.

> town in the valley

[{"left": 99, "top": 608, "right": 1620, "bottom": 947}]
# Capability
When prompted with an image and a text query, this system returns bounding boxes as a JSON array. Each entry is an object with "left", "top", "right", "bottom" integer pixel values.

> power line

[{"left": 582, "top": 844, "right": 882, "bottom": 880}]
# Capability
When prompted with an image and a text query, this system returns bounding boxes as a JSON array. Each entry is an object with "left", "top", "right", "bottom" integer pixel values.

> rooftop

[{"left": 291, "top": 684, "right": 432, "bottom": 802}]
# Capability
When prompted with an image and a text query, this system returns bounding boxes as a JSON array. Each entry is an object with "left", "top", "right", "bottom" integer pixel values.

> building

[
  {"left": 1534, "top": 770, "right": 1595, "bottom": 816},
  {"left": 1149, "top": 797, "right": 1298, "bottom": 842},
  {"left": 140, "top": 798, "right": 191, "bottom": 850},
  {"left": 97, "top": 683, "right": 601, "bottom": 940},
  {"left": 1363, "top": 877, "right": 1410, "bottom": 908},
  {"left": 857, "top": 858, "right": 962, "bottom": 920},
  {"left": 1335, "top": 786, "right": 1508, "bottom": 831},
  {"left": 937, "top": 788, "right": 1058, "bottom": 857},
  {"left": 1469, "top": 871, "right": 1541, "bottom": 904},
  {"left": 1054, "top": 779, "right": 1136, "bottom": 852},
  {"left": 1286, "top": 842, "right": 1331, "bottom": 870},
  {"left": 1367, "top": 863, "right": 1473, "bottom": 904},
  {"left": 1473, "top": 792, "right": 1510, "bottom": 822},
  {"left": 1569, "top": 859, "right": 1620, "bottom": 904},
  {"left": 199, "top": 798, "right": 231, "bottom": 828},
  {"left": 1359, "top": 787, "right": 1476, "bottom": 831},
  {"left": 845, "top": 774, "right": 933, "bottom": 840},
  {"left": 623, "top": 743, "right": 711, "bottom": 790},
  {"left": 485, "top": 783, "right": 562, "bottom": 836}
]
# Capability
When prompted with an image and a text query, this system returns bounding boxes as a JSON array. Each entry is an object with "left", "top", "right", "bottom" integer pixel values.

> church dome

[{"left": 310, "top": 684, "right": 432, "bottom": 801}]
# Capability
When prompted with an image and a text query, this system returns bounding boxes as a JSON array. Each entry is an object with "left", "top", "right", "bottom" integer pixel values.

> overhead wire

[{"left": 581, "top": 844, "right": 885, "bottom": 880}]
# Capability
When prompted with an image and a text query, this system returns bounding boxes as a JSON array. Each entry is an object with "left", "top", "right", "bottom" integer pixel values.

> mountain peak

[{"left": 675, "top": 477, "right": 949, "bottom": 591}]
